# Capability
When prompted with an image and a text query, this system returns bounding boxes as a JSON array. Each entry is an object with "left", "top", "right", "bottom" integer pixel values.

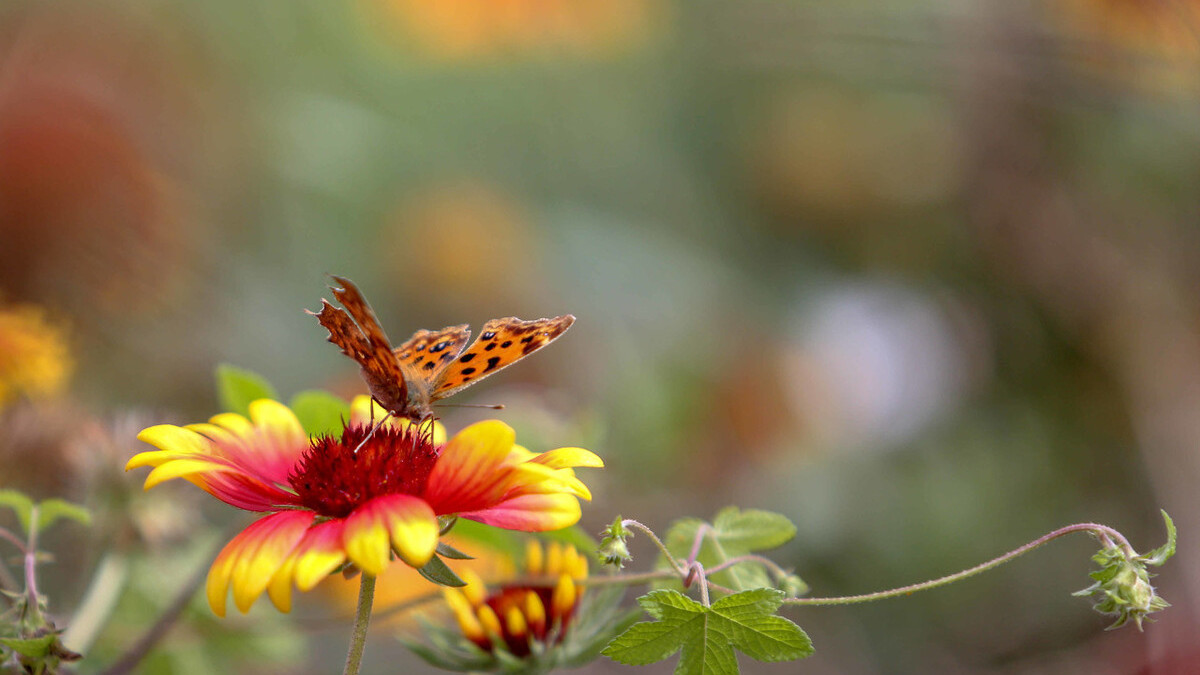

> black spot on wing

[
  {"left": 501, "top": 340, "right": 512, "bottom": 348},
  {"left": 459, "top": 353, "right": 476, "bottom": 363},
  {"left": 423, "top": 361, "right": 436, "bottom": 371},
  {"left": 485, "top": 356, "right": 501, "bottom": 372},
  {"left": 485, "top": 342, "right": 497, "bottom": 351},
  {"left": 461, "top": 367, "right": 477, "bottom": 376}
]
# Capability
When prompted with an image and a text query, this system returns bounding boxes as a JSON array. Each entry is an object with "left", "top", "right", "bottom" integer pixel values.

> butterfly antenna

[{"left": 435, "top": 403, "right": 506, "bottom": 410}]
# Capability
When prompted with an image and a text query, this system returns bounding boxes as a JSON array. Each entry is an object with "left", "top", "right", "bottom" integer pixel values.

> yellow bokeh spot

[{"left": 0, "top": 305, "right": 72, "bottom": 408}]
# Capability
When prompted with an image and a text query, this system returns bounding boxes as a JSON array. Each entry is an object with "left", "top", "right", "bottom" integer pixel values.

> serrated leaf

[
  {"left": 661, "top": 508, "right": 797, "bottom": 594},
  {"left": 215, "top": 364, "right": 277, "bottom": 417},
  {"left": 417, "top": 554, "right": 466, "bottom": 587},
  {"left": 35, "top": 499, "right": 91, "bottom": 531},
  {"left": 0, "top": 489, "right": 34, "bottom": 534},
  {"left": 603, "top": 589, "right": 812, "bottom": 674},
  {"left": 1143, "top": 510, "right": 1176, "bottom": 566},
  {"left": 436, "top": 541, "right": 475, "bottom": 560},
  {"left": 288, "top": 390, "right": 350, "bottom": 437}
]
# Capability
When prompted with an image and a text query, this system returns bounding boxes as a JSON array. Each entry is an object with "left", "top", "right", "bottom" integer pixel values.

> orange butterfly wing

[
  {"left": 313, "top": 275, "right": 576, "bottom": 421},
  {"left": 430, "top": 315, "right": 576, "bottom": 400},
  {"left": 311, "top": 276, "right": 409, "bottom": 415},
  {"left": 394, "top": 325, "right": 471, "bottom": 400}
]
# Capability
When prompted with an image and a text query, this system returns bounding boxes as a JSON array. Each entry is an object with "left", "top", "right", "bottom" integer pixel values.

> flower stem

[
  {"left": 343, "top": 573, "right": 376, "bottom": 675},
  {"left": 622, "top": 519, "right": 686, "bottom": 575},
  {"left": 787, "top": 523, "right": 1130, "bottom": 607}
]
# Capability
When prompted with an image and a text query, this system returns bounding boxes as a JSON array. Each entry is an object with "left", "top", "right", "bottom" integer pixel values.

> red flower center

[{"left": 290, "top": 424, "right": 439, "bottom": 519}]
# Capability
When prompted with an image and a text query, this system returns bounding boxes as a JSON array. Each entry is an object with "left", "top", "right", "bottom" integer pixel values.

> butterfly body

[{"left": 312, "top": 276, "right": 574, "bottom": 423}]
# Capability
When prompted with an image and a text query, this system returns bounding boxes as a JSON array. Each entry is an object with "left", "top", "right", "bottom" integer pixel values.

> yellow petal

[
  {"left": 249, "top": 399, "right": 306, "bottom": 441},
  {"left": 136, "top": 424, "right": 211, "bottom": 456},
  {"left": 208, "top": 412, "right": 254, "bottom": 436},
  {"left": 530, "top": 447, "right": 604, "bottom": 469},
  {"left": 143, "top": 458, "right": 229, "bottom": 490},
  {"left": 343, "top": 507, "right": 393, "bottom": 576}
]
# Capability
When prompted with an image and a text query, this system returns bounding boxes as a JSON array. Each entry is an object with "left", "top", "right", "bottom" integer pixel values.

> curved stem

[
  {"left": 705, "top": 554, "right": 791, "bottom": 579},
  {"left": 787, "top": 523, "right": 1129, "bottom": 607},
  {"left": 0, "top": 526, "right": 26, "bottom": 553},
  {"left": 343, "top": 573, "right": 376, "bottom": 675},
  {"left": 622, "top": 520, "right": 686, "bottom": 575}
]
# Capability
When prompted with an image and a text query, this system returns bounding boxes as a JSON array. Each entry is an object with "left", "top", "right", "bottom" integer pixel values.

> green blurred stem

[
  {"left": 787, "top": 523, "right": 1134, "bottom": 607},
  {"left": 100, "top": 549, "right": 212, "bottom": 675},
  {"left": 62, "top": 553, "right": 130, "bottom": 653},
  {"left": 24, "top": 506, "right": 42, "bottom": 624},
  {"left": 343, "top": 573, "right": 376, "bottom": 675}
]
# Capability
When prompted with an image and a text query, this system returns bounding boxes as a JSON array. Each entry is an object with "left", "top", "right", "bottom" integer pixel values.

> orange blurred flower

[
  {"left": 359, "top": 0, "right": 661, "bottom": 60},
  {"left": 0, "top": 305, "right": 72, "bottom": 408},
  {"left": 1059, "top": 0, "right": 1200, "bottom": 56}
]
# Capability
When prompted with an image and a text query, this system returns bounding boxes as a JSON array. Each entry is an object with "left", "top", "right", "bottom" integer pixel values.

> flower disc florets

[{"left": 291, "top": 425, "right": 438, "bottom": 518}]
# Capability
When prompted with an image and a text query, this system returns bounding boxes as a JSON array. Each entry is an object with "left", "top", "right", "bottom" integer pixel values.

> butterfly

[{"left": 311, "top": 275, "right": 575, "bottom": 424}]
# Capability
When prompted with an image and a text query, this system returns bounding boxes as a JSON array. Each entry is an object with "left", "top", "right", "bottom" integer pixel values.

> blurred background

[{"left": 1, "top": 0, "right": 1198, "bottom": 673}]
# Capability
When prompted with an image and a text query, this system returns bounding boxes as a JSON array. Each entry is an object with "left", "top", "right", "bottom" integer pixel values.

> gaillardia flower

[
  {"left": 127, "top": 396, "right": 602, "bottom": 616},
  {"left": 412, "top": 539, "right": 629, "bottom": 672}
]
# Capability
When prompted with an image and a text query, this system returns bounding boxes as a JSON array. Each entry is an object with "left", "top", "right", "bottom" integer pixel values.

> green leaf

[
  {"left": 436, "top": 541, "right": 475, "bottom": 560},
  {"left": 416, "top": 554, "right": 466, "bottom": 587},
  {"left": 711, "top": 507, "right": 797, "bottom": 552},
  {"left": 661, "top": 507, "right": 798, "bottom": 594},
  {"left": 289, "top": 390, "right": 350, "bottom": 437},
  {"left": 603, "top": 589, "right": 812, "bottom": 674},
  {"left": 0, "top": 634, "right": 57, "bottom": 659},
  {"left": 0, "top": 489, "right": 34, "bottom": 534},
  {"left": 1142, "top": 510, "right": 1176, "bottom": 566},
  {"left": 215, "top": 364, "right": 278, "bottom": 417},
  {"left": 35, "top": 499, "right": 91, "bottom": 531}
]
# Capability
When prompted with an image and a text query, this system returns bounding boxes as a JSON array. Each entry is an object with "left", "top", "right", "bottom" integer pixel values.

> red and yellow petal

[
  {"left": 266, "top": 519, "right": 348, "bottom": 612},
  {"left": 423, "top": 420, "right": 518, "bottom": 512},
  {"left": 206, "top": 511, "right": 315, "bottom": 617},
  {"left": 343, "top": 494, "right": 439, "bottom": 574},
  {"left": 130, "top": 400, "right": 308, "bottom": 511},
  {"left": 460, "top": 493, "right": 583, "bottom": 532}
]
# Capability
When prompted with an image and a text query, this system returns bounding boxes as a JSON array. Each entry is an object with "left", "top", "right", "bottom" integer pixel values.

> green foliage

[
  {"left": 0, "top": 490, "right": 90, "bottom": 536},
  {"left": 603, "top": 589, "right": 812, "bottom": 674},
  {"left": 289, "top": 389, "right": 351, "bottom": 437},
  {"left": 436, "top": 541, "right": 476, "bottom": 560},
  {"left": 215, "top": 364, "right": 278, "bottom": 417},
  {"left": 1073, "top": 511, "right": 1176, "bottom": 630},
  {"left": 0, "top": 489, "right": 34, "bottom": 534},
  {"left": 0, "top": 631, "right": 80, "bottom": 675},
  {"left": 417, "top": 553, "right": 467, "bottom": 587},
  {"left": 660, "top": 507, "right": 803, "bottom": 595},
  {"left": 1143, "top": 510, "right": 1176, "bottom": 566},
  {"left": 35, "top": 498, "right": 92, "bottom": 531},
  {"left": 599, "top": 516, "right": 632, "bottom": 569}
]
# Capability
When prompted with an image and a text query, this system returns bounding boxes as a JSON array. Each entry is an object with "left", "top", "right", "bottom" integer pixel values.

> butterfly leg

[{"left": 353, "top": 410, "right": 393, "bottom": 454}]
